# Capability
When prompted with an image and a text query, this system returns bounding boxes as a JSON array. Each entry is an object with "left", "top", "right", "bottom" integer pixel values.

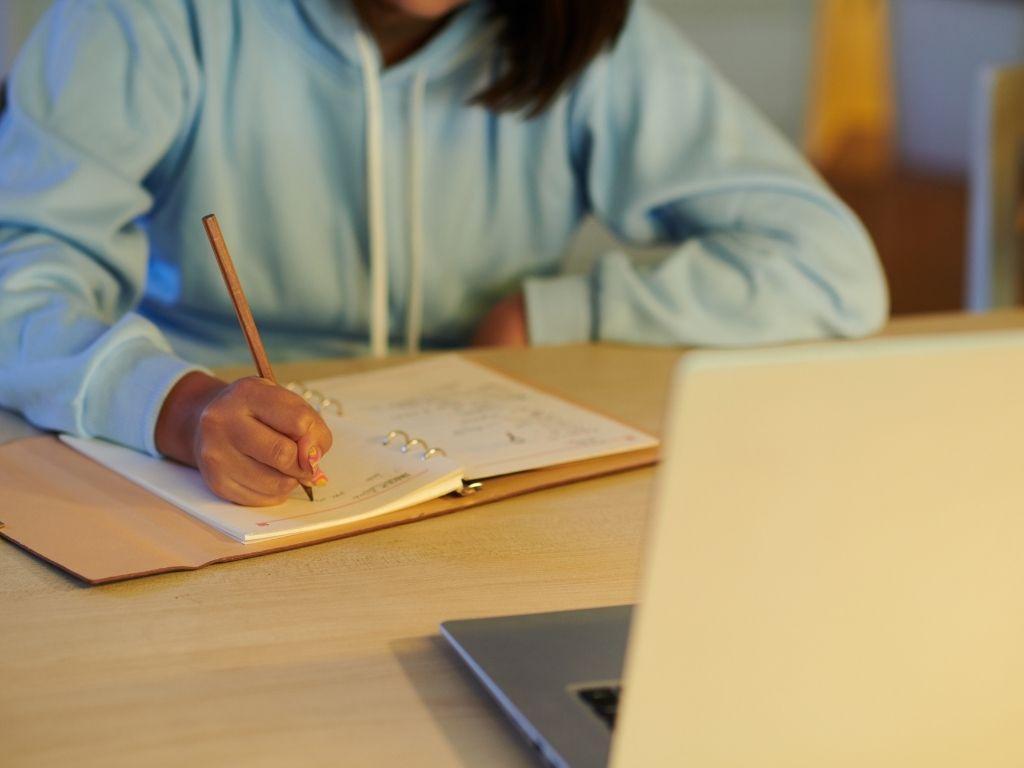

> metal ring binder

[
  {"left": 286, "top": 384, "right": 481, "bottom": 491},
  {"left": 285, "top": 383, "right": 344, "bottom": 416},
  {"left": 402, "top": 438, "right": 425, "bottom": 453},
  {"left": 456, "top": 481, "right": 483, "bottom": 496},
  {"left": 382, "top": 430, "right": 410, "bottom": 447},
  {"left": 382, "top": 431, "right": 448, "bottom": 461}
]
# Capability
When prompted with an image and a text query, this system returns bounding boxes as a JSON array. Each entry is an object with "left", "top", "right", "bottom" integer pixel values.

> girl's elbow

[{"left": 835, "top": 250, "right": 890, "bottom": 339}]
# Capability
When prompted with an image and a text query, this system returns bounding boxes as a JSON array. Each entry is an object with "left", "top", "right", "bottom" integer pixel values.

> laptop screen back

[{"left": 613, "top": 332, "right": 1024, "bottom": 767}]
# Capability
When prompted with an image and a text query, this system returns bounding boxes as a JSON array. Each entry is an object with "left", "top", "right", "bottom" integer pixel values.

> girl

[{"left": 0, "top": 0, "right": 887, "bottom": 505}]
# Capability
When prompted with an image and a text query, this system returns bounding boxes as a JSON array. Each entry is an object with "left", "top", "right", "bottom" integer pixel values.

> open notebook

[{"left": 63, "top": 356, "right": 658, "bottom": 543}]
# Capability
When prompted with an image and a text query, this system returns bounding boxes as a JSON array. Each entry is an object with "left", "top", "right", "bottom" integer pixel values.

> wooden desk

[{"left": 3, "top": 311, "right": 1024, "bottom": 767}]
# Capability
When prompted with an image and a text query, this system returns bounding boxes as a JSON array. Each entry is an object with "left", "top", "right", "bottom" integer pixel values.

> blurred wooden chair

[
  {"left": 805, "top": 0, "right": 894, "bottom": 179},
  {"left": 967, "top": 66, "right": 1024, "bottom": 310}
]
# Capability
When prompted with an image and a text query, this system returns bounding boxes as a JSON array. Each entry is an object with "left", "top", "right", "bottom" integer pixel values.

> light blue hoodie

[{"left": 0, "top": 0, "right": 888, "bottom": 456}]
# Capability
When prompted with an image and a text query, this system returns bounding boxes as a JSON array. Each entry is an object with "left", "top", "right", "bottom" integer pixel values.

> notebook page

[
  {"left": 61, "top": 416, "right": 465, "bottom": 543},
  {"left": 303, "top": 356, "right": 659, "bottom": 480}
]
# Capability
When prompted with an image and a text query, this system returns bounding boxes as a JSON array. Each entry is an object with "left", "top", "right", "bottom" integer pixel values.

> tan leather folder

[{"left": 0, "top": 435, "right": 657, "bottom": 585}]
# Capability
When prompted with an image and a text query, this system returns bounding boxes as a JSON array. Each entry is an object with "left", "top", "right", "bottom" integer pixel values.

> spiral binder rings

[
  {"left": 288, "top": 384, "right": 446, "bottom": 460},
  {"left": 378, "top": 430, "right": 484, "bottom": 496},
  {"left": 286, "top": 383, "right": 481, "bottom": 496},
  {"left": 1, "top": 355, "right": 660, "bottom": 583},
  {"left": 285, "top": 383, "right": 343, "bottom": 417}
]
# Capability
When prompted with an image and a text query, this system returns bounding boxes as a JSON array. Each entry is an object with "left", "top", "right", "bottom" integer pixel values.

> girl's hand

[
  {"left": 472, "top": 292, "right": 528, "bottom": 347},
  {"left": 155, "top": 372, "right": 333, "bottom": 506}
]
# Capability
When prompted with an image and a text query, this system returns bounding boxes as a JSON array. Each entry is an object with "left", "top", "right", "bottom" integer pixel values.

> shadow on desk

[{"left": 391, "top": 635, "right": 538, "bottom": 768}]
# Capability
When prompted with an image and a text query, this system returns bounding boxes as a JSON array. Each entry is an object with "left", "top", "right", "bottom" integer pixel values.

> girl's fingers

[
  {"left": 210, "top": 475, "right": 292, "bottom": 507},
  {"left": 229, "top": 451, "right": 300, "bottom": 499},
  {"left": 194, "top": 376, "right": 334, "bottom": 504},
  {"left": 229, "top": 417, "right": 310, "bottom": 480},
  {"left": 241, "top": 378, "right": 322, "bottom": 440},
  {"left": 200, "top": 446, "right": 298, "bottom": 505},
  {"left": 233, "top": 377, "right": 333, "bottom": 478},
  {"left": 296, "top": 431, "right": 329, "bottom": 485}
]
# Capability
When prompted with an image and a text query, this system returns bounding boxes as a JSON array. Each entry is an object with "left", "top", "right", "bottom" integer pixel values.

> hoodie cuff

[
  {"left": 524, "top": 274, "right": 594, "bottom": 346},
  {"left": 81, "top": 341, "right": 209, "bottom": 457}
]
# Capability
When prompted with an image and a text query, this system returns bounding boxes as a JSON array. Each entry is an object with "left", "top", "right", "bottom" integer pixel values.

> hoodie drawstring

[
  {"left": 356, "top": 33, "right": 389, "bottom": 358},
  {"left": 356, "top": 34, "right": 427, "bottom": 357},
  {"left": 405, "top": 71, "right": 427, "bottom": 354}
]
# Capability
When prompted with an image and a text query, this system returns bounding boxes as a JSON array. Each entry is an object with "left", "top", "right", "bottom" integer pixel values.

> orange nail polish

[
  {"left": 314, "top": 474, "right": 329, "bottom": 487},
  {"left": 308, "top": 445, "right": 321, "bottom": 472}
]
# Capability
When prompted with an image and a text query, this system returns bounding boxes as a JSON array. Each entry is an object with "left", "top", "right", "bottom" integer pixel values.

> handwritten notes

[
  {"left": 305, "top": 357, "right": 659, "bottom": 479},
  {"left": 61, "top": 356, "right": 656, "bottom": 544}
]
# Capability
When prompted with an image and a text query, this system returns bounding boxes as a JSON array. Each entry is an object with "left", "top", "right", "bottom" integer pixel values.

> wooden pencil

[{"left": 201, "top": 213, "right": 316, "bottom": 502}]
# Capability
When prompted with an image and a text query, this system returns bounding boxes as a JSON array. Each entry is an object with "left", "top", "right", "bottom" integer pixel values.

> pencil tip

[{"left": 303, "top": 484, "right": 315, "bottom": 502}]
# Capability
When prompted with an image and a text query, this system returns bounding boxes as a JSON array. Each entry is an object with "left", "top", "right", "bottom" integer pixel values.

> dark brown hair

[{"left": 475, "top": 0, "right": 631, "bottom": 116}]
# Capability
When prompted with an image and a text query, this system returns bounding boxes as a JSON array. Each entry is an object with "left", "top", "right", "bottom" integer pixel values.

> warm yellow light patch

[{"left": 805, "top": 0, "right": 895, "bottom": 178}]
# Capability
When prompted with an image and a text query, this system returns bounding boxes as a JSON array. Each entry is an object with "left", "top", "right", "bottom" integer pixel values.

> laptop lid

[{"left": 612, "top": 331, "right": 1024, "bottom": 767}]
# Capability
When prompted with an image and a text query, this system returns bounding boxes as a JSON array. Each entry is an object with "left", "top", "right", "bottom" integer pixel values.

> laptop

[{"left": 441, "top": 331, "right": 1024, "bottom": 767}]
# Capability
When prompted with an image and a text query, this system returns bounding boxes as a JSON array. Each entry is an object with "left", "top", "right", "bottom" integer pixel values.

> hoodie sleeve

[
  {"left": 0, "top": 0, "right": 206, "bottom": 454},
  {"left": 524, "top": 4, "right": 889, "bottom": 347}
]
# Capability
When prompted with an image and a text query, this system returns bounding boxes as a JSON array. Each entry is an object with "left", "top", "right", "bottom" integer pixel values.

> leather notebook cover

[{"left": 0, "top": 436, "right": 658, "bottom": 584}]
